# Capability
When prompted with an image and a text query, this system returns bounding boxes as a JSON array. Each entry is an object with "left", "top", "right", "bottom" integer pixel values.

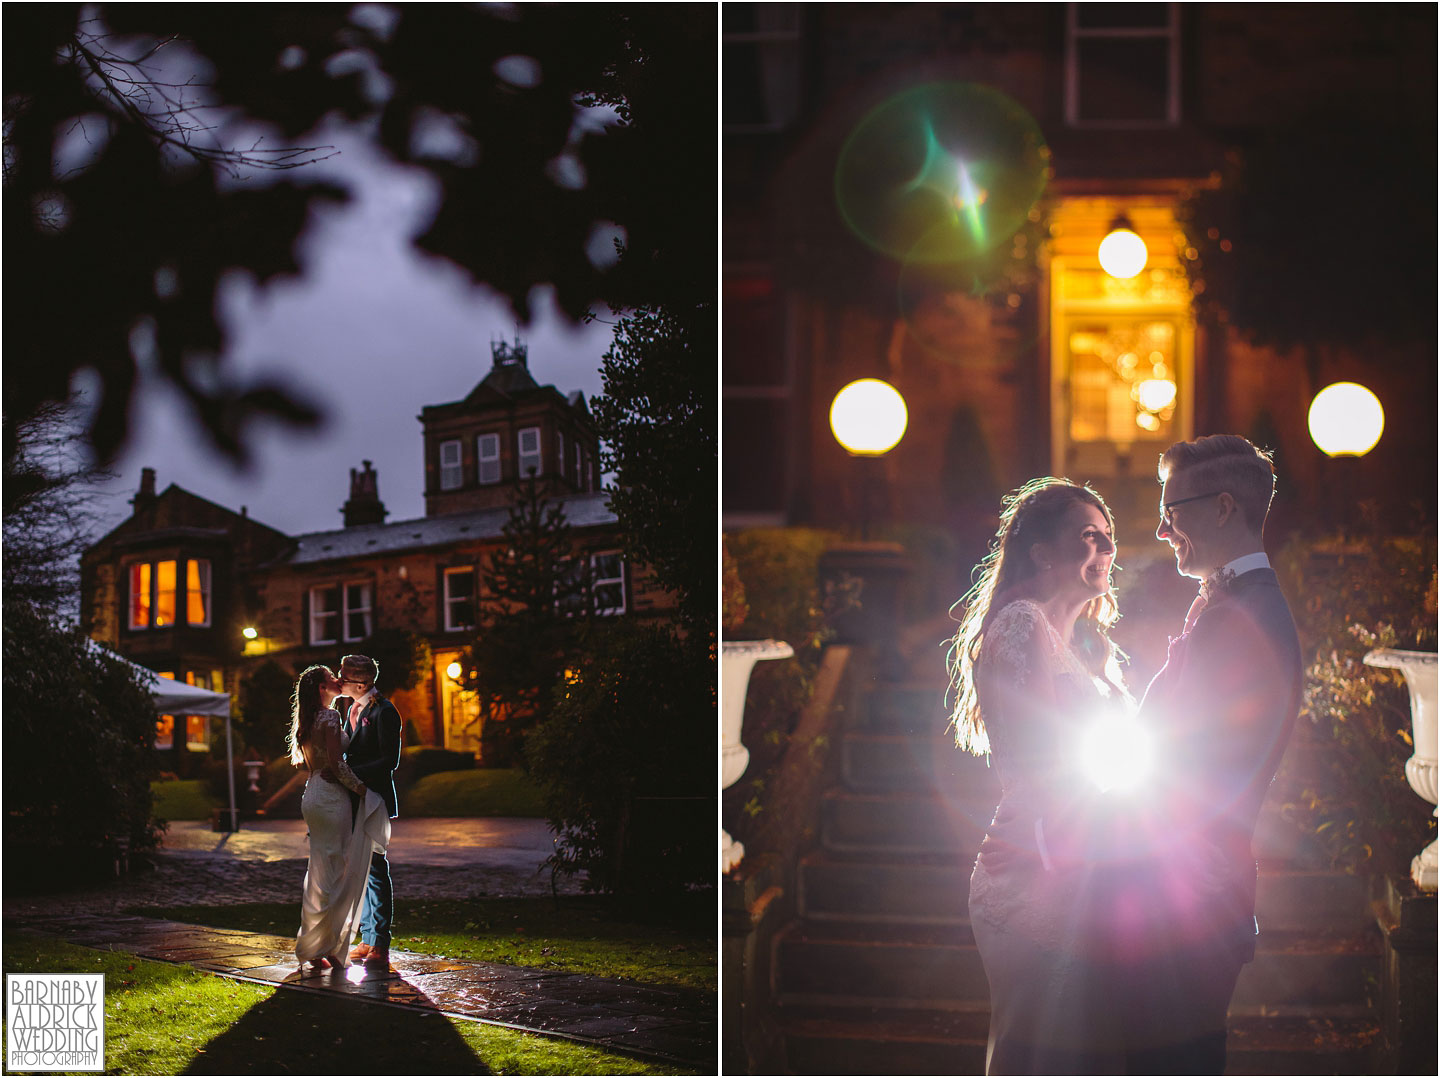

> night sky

[{"left": 78, "top": 125, "right": 617, "bottom": 542}]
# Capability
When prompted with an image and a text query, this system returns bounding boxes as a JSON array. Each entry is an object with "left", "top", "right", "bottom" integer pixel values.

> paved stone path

[{"left": 3, "top": 819, "right": 715, "bottom": 1072}]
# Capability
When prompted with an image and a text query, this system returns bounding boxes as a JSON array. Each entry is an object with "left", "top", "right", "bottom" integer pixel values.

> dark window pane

[
  {"left": 723, "top": 399, "right": 787, "bottom": 512},
  {"left": 724, "top": 43, "right": 766, "bottom": 127},
  {"left": 1075, "top": 4, "right": 1170, "bottom": 30},
  {"left": 1077, "top": 39, "right": 1170, "bottom": 123}
]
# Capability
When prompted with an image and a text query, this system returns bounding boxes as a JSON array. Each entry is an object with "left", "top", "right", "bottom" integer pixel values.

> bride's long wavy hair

[
  {"left": 946, "top": 478, "right": 1124, "bottom": 756},
  {"left": 287, "top": 665, "right": 335, "bottom": 766}
]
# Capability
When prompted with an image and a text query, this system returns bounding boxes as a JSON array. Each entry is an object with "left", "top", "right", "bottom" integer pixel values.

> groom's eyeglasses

[{"left": 1159, "top": 491, "right": 1222, "bottom": 529}]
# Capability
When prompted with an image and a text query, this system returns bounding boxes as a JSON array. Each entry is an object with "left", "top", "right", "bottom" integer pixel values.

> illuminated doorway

[
  {"left": 435, "top": 651, "right": 481, "bottom": 756},
  {"left": 1047, "top": 199, "right": 1195, "bottom": 532}
]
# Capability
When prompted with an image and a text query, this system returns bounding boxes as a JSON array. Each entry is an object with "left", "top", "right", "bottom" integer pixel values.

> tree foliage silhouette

[{"left": 4, "top": 5, "right": 715, "bottom": 465}]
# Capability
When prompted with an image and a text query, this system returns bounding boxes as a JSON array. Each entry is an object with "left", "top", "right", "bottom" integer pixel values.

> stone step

[
  {"left": 800, "top": 854, "right": 1372, "bottom": 934},
  {"left": 835, "top": 733, "right": 1331, "bottom": 867},
  {"left": 840, "top": 732, "right": 1000, "bottom": 796},
  {"left": 798, "top": 853, "right": 971, "bottom": 925},
  {"left": 820, "top": 790, "right": 992, "bottom": 856},
  {"left": 776, "top": 920, "right": 1378, "bottom": 1011},
  {"left": 781, "top": 1006, "right": 987, "bottom": 1075},
  {"left": 778, "top": 1002, "right": 1377, "bottom": 1076}
]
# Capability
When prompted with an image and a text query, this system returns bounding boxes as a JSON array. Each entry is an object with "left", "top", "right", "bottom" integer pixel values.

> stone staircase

[{"left": 768, "top": 678, "right": 1383, "bottom": 1075}]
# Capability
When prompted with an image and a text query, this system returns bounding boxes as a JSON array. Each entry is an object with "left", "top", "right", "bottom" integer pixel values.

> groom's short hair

[
  {"left": 1159, "top": 434, "right": 1276, "bottom": 532},
  {"left": 340, "top": 654, "right": 379, "bottom": 686}
]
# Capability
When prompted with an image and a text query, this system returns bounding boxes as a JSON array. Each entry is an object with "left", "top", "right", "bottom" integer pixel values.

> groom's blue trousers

[{"left": 358, "top": 850, "right": 392, "bottom": 949}]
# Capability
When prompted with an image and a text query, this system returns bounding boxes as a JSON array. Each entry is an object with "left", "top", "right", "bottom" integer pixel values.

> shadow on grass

[{"left": 183, "top": 982, "right": 488, "bottom": 1075}]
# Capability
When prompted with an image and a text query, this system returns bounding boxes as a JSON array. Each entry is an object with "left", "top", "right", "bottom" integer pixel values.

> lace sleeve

[
  {"left": 316, "top": 712, "right": 365, "bottom": 795},
  {"left": 333, "top": 755, "right": 365, "bottom": 796},
  {"left": 980, "top": 600, "right": 1052, "bottom": 689}
]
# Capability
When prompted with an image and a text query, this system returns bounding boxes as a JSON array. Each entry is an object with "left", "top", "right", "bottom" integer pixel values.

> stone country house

[{"left": 81, "top": 340, "right": 674, "bottom": 773}]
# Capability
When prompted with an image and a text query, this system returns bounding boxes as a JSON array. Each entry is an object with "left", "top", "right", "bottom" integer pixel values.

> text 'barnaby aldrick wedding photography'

[{"left": 6, "top": 974, "right": 105, "bottom": 1073}]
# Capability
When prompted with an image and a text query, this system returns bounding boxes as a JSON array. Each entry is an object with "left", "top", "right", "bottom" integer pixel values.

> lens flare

[
  {"left": 1081, "top": 715, "right": 1153, "bottom": 794},
  {"left": 836, "top": 82, "right": 1049, "bottom": 264}
]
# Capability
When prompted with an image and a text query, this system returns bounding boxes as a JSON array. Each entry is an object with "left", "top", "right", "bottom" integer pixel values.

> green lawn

[
  {"left": 139, "top": 893, "right": 716, "bottom": 992},
  {"left": 403, "top": 767, "right": 547, "bottom": 817},
  {"left": 2, "top": 934, "right": 694, "bottom": 1075},
  {"left": 149, "top": 779, "right": 219, "bottom": 821}
]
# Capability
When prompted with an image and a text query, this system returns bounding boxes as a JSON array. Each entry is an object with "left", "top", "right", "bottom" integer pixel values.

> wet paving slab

[{"left": 7, "top": 912, "right": 715, "bottom": 1071}]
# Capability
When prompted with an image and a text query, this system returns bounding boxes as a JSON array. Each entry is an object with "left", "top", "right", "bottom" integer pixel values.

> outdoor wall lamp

[
  {"left": 241, "top": 626, "right": 258, "bottom": 639},
  {"left": 1309, "top": 382, "right": 1384, "bottom": 457},
  {"left": 829, "top": 378, "right": 908, "bottom": 456},
  {"left": 445, "top": 661, "right": 463, "bottom": 680},
  {"left": 1099, "top": 214, "right": 1147, "bottom": 279}
]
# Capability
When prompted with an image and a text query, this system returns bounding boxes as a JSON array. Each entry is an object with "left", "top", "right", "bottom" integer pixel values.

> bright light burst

[{"left": 1081, "top": 714, "right": 1153, "bottom": 794}]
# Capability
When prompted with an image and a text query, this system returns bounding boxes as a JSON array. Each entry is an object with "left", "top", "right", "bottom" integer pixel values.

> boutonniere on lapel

[{"left": 1199, "top": 566, "right": 1236, "bottom": 604}]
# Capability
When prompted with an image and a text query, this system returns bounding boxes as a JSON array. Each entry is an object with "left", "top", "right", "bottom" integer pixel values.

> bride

[
  {"left": 289, "top": 665, "right": 392, "bottom": 972},
  {"left": 947, "top": 478, "right": 1134, "bottom": 1074}
]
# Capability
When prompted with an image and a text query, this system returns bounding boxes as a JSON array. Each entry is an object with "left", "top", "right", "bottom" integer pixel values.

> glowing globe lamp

[
  {"left": 1308, "top": 382, "right": 1384, "bottom": 457},
  {"left": 445, "top": 661, "right": 463, "bottom": 680},
  {"left": 241, "top": 626, "right": 259, "bottom": 640},
  {"left": 1081, "top": 714, "right": 1153, "bottom": 794},
  {"left": 1135, "top": 378, "right": 1177, "bottom": 413},
  {"left": 830, "top": 379, "right": 909, "bottom": 456},
  {"left": 1098, "top": 228, "right": 1147, "bottom": 279}
]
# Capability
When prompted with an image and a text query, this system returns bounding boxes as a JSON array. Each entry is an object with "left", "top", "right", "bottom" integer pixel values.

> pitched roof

[{"left": 282, "top": 491, "right": 617, "bottom": 566}]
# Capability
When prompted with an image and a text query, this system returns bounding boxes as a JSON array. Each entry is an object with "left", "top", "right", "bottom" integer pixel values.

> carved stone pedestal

[{"left": 1373, "top": 874, "right": 1437, "bottom": 1076}]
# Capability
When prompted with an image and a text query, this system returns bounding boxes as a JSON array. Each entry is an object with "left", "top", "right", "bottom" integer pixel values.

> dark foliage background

[
  {"left": 3, "top": 598, "right": 161, "bottom": 871},
  {"left": 526, "top": 620, "right": 713, "bottom": 895},
  {"left": 4, "top": 4, "right": 716, "bottom": 465}
]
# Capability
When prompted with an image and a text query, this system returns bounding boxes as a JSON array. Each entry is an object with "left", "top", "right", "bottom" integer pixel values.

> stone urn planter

[
  {"left": 1364, "top": 648, "right": 1438, "bottom": 890},
  {"left": 721, "top": 639, "right": 794, "bottom": 874}
]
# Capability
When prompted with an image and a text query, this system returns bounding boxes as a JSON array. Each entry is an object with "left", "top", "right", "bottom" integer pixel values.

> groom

[
  {"left": 1123, "top": 434, "right": 1303, "bottom": 1072},
  {"left": 336, "top": 653, "right": 403, "bottom": 972}
]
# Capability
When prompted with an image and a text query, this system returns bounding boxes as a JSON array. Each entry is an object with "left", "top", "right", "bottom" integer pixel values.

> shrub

[
  {"left": 1272, "top": 533, "right": 1437, "bottom": 875},
  {"left": 526, "top": 621, "right": 713, "bottom": 895},
  {"left": 235, "top": 660, "right": 294, "bottom": 761},
  {"left": 3, "top": 598, "right": 160, "bottom": 878},
  {"left": 395, "top": 746, "right": 477, "bottom": 794},
  {"left": 721, "top": 529, "right": 846, "bottom": 850},
  {"left": 355, "top": 627, "right": 432, "bottom": 696}
]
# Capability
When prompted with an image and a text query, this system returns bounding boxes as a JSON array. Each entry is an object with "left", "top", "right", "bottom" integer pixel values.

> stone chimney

[
  {"left": 342, "top": 460, "right": 388, "bottom": 528},
  {"left": 131, "top": 467, "right": 157, "bottom": 515}
]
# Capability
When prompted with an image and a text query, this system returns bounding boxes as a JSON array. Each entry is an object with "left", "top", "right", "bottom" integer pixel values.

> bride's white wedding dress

[
  {"left": 295, "top": 708, "right": 391, "bottom": 967},
  {"left": 967, "top": 599, "right": 1129, "bottom": 1074}
]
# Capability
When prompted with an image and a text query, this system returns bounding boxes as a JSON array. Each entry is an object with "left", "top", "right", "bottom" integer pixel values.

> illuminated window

[
  {"left": 183, "top": 671, "right": 212, "bottom": 750},
  {"left": 154, "top": 560, "right": 177, "bottom": 627},
  {"left": 1065, "top": 3, "right": 1180, "bottom": 129},
  {"left": 518, "top": 427, "right": 542, "bottom": 477},
  {"left": 154, "top": 716, "right": 174, "bottom": 751},
  {"left": 185, "top": 559, "right": 211, "bottom": 626},
  {"left": 129, "top": 558, "right": 209, "bottom": 629},
  {"left": 477, "top": 433, "right": 500, "bottom": 484},
  {"left": 129, "top": 563, "right": 151, "bottom": 629},
  {"left": 443, "top": 567, "right": 476, "bottom": 632},
  {"left": 311, "top": 582, "right": 372, "bottom": 644}
]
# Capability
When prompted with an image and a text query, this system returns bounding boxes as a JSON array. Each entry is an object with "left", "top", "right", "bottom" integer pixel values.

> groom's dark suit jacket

[
  {"left": 342, "top": 692, "right": 403, "bottom": 819},
  {"left": 1138, "top": 566, "right": 1302, "bottom": 963}
]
